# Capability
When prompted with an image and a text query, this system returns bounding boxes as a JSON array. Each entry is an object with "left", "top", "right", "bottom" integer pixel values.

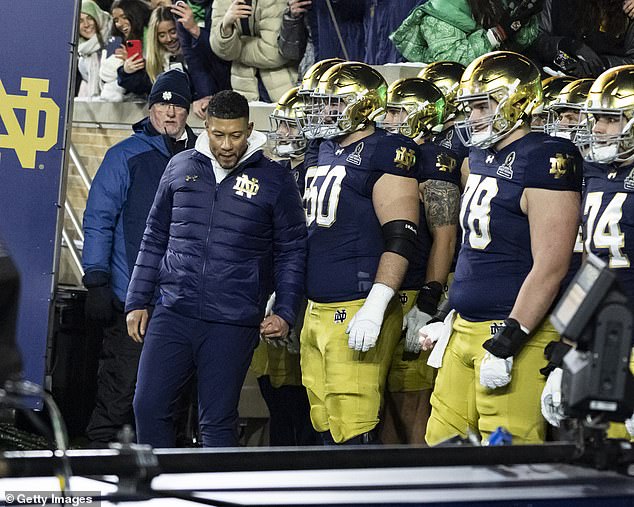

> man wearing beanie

[
  {"left": 126, "top": 90, "right": 307, "bottom": 447},
  {"left": 82, "top": 69, "right": 196, "bottom": 446}
]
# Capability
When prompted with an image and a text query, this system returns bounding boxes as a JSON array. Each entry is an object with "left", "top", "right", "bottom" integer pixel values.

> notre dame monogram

[
  {"left": 233, "top": 174, "right": 260, "bottom": 199},
  {"left": 0, "top": 77, "right": 60, "bottom": 169},
  {"left": 549, "top": 153, "right": 574, "bottom": 179},
  {"left": 394, "top": 146, "right": 416, "bottom": 171}
]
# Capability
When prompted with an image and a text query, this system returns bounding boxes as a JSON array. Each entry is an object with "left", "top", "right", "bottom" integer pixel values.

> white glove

[
  {"left": 347, "top": 283, "right": 395, "bottom": 352},
  {"left": 265, "top": 292, "right": 276, "bottom": 317},
  {"left": 541, "top": 367, "right": 565, "bottom": 427},
  {"left": 424, "top": 309, "right": 456, "bottom": 368},
  {"left": 404, "top": 306, "right": 432, "bottom": 353},
  {"left": 479, "top": 352, "right": 513, "bottom": 389},
  {"left": 285, "top": 328, "right": 300, "bottom": 355},
  {"left": 625, "top": 413, "right": 634, "bottom": 437}
]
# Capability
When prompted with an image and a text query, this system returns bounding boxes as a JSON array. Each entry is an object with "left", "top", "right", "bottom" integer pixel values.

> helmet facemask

[
  {"left": 545, "top": 106, "right": 586, "bottom": 142},
  {"left": 455, "top": 85, "right": 527, "bottom": 149},
  {"left": 576, "top": 109, "right": 634, "bottom": 164},
  {"left": 305, "top": 91, "right": 384, "bottom": 140},
  {"left": 267, "top": 114, "right": 306, "bottom": 158}
]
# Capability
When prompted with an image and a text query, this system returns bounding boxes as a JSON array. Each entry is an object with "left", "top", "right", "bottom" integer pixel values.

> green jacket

[{"left": 390, "top": 0, "right": 538, "bottom": 65}]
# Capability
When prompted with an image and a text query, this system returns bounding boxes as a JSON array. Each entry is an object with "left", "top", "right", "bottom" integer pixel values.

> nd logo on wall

[{"left": 0, "top": 77, "right": 60, "bottom": 169}]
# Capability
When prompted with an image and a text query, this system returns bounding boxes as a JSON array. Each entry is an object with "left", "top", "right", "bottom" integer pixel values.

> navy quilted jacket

[{"left": 125, "top": 131, "right": 307, "bottom": 327}]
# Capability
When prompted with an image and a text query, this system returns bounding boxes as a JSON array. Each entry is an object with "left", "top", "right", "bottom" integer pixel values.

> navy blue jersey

[
  {"left": 304, "top": 129, "right": 418, "bottom": 302},
  {"left": 449, "top": 132, "right": 583, "bottom": 321},
  {"left": 430, "top": 126, "right": 469, "bottom": 165},
  {"left": 402, "top": 143, "right": 461, "bottom": 290},
  {"left": 582, "top": 161, "right": 634, "bottom": 307},
  {"left": 278, "top": 158, "right": 307, "bottom": 194}
]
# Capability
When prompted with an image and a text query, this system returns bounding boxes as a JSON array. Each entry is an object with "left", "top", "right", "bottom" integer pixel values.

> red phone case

[{"left": 126, "top": 39, "right": 143, "bottom": 59}]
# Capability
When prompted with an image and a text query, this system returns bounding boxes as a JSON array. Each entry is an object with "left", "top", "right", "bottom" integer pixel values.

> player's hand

[
  {"left": 127, "top": 309, "right": 149, "bottom": 343},
  {"left": 541, "top": 367, "right": 565, "bottom": 427},
  {"left": 285, "top": 327, "right": 300, "bottom": 354},
  {"left": 479, "top": 352, "right": 513, "bottom": 389},
  {"left": 625, "top": 413, "right": 634, "bottom": 437},
  {"left": 418, "top": 321, "right": 444, "bottom": 351},
  {"left": 625, "top": 0, "right": 634, "bottom": 19},
  {"left": 403, "top": 306, "right": 432, "bottom": 353},
  {"left": 346, "top": 283, "right": 395, "bottom": 352}
]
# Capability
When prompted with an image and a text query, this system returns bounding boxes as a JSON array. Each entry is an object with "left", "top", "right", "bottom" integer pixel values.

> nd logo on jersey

[{"left": 0, "top": 77, "right": 60, "bottom": 169}]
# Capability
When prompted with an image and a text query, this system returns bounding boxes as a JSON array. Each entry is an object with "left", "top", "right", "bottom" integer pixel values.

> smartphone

[
  {"left": 126, "top": 39, "right": 143, "bottom": 60},
  {"left": 553, "top": 50, "right": 577, "bottom": 73}
]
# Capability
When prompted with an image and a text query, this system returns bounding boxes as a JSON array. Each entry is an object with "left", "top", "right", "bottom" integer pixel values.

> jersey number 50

[
  {"left": 460, "top": 174, "right": 499, "bottom": 249},
  {"left": 304, "top": 165, "right": 347, "bottom": 227}
]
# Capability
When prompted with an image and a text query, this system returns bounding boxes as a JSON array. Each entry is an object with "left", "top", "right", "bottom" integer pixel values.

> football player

[
  {"left": 542, "top": 65, "right": 634, "bottom": 438},
  {"left": 248, "top": 87, "right": 317, "bottom": 445},
  {"left": 418, "top": 62, "right": 469, "bottom": 186},
  {"left": 378, "top": 77, "right": 461, "bottom": 444},
  {"left": 544, "top": 78, "right": 594, "bottom": 142},
  {"left": 423, "top": 51, "right": 583, "bottom": 445},
  {"left": 300, "top": 62, "right": 420, "bottom": 444},
  {"left": 531, "top": 75, "right": 575, "bottom": 132}
]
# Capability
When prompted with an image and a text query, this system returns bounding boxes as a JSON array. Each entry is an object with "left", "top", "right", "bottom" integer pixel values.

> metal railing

[{"left": 62, "top": 141, "right": 91, "bottom": 282}]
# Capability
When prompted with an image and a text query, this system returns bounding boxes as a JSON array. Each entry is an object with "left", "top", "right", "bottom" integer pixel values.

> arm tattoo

[{"left": 422, "top": 180, "right": 461, "bottom": 229}]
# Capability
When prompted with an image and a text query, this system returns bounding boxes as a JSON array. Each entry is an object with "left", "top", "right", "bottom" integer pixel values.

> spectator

[
  {"left": 390, "top": 0, "right": 541, "bottom": 66},
  {"left": 100, "top": 0, "right": 152, "bottom": 101},
  {"left": 171, "top": 0, "right": 231, "bottom": 119},
  {"left": 278, "top": 0, "right": 315, "bottom": 79},
  {"left": 126, "top": 90, "right": 307, "bottom": 447},
  {"left": 117, "top": 6, "right": 187, "bottom": 96},
  {"left": 533, "top": 0, "right": 634, "bottom": 78},
  {"left": 77, "top": 0, "right": 113, "bottom": 99},
  {"left": 278, "top": 0, "right": 365, "bottom": 78},
  {"left": 81, "top": 69, "right": 196, "bottom": 446},
  {"left": 363, "top": 0, "right": 426, "bottom": 64},
  {"left": 211, "top": 0, "right": 297, "bottom": 102}
]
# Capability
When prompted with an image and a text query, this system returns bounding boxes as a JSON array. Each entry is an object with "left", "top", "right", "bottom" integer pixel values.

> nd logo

[{"left": 0, "top": 77, "right": 60, "bottom": 169}]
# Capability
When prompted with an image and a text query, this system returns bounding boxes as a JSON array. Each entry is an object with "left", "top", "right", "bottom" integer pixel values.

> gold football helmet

[
  {"left": 267, "top": 87, "right": 306, "bottom": 158},
  {"left": 531, "top": 75, "right": 575, "bottom": 132},
  {"left": 297, "top": 58, "right": 344, "bottom": 138},
  {"left": 379, "top": 78, "right": 446, "bottom": 138},
  {"left": 306, "top": 61, "right": 388, "bottom": 139},
  {"left": 418, "top": 61, "right": 465, "bottom": 118},
  {"left": 544, "top": 78, "right": 593, "bottom": 140},
  {"left": 454, "top": 51, "right": 542, "bottom": 148},
  {"left": 577, "top": 65, "right": 634, "bottom": 164}
]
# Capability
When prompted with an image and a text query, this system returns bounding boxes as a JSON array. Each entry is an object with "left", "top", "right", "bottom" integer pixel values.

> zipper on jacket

[
  {"left": 198, "top": 160, "right": 253, "bottom": 319},
  {"left": 199, "top": 181, "right": 220, "bottom": 319}
]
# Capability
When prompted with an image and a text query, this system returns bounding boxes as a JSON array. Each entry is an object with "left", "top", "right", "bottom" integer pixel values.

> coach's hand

[
  {"left": 347, "top": 283, "right": 395, "bottom": 352},
  {"left": 127, "top": 309, "right": 149, "bottom": 343},
  {"left": 260, "top": 314, "right": 289, "bottom": 344}
]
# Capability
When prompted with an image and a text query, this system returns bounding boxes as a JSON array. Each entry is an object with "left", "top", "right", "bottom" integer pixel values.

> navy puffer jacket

[{"left": 125, "top": 131, "right": 307, "bottom": 327}]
